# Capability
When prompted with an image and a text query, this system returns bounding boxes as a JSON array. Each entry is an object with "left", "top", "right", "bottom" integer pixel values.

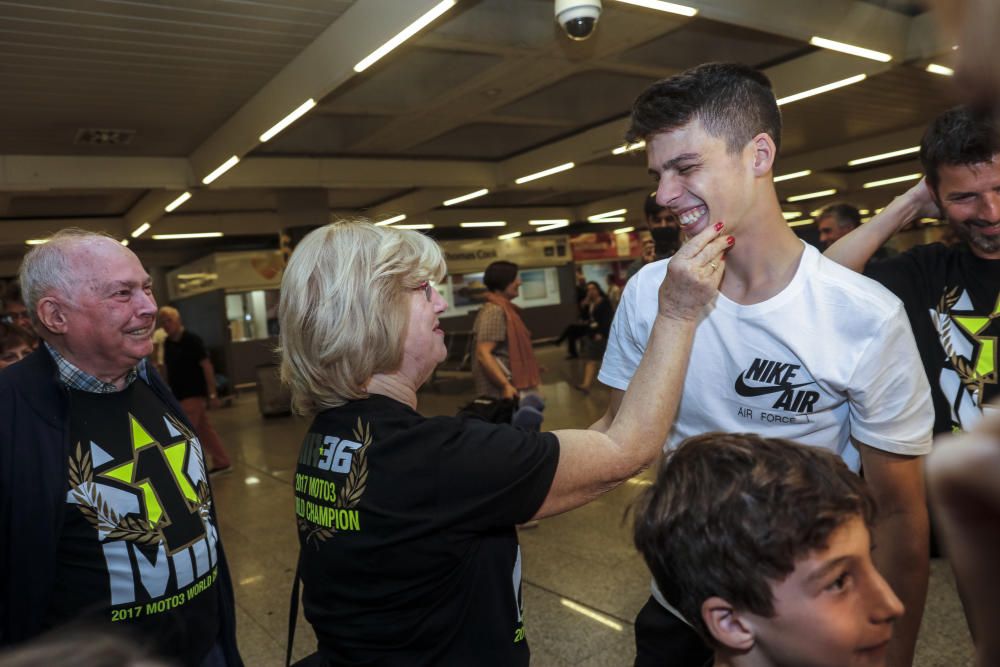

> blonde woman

[{"left": 279, "top": 220, "right": 729, "bottom": 666}]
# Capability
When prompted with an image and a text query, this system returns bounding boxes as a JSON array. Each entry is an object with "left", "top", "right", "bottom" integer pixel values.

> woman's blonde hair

[{"left": 278, "top": 220, "right": 445, "bottom": 415}]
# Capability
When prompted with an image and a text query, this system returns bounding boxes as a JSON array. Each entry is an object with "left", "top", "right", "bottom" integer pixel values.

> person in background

[
  {"left": 825, "top": 106, "right": 1000, "bottom": 439},
  {"left": 0, "top": 229, "right": 241, "bottom": 666},
  {"left": 574, "top": 281, "right": 613, "bottom": 395},
  {"left": 278, "top": 219, "right": 729, "bottom": 665},
  {"left": 0, "top": 323, "right": 33, "bottom": 371},
  {"left": 816, "top": 202, "right": 896, "bottom": 269},
  {"left": 634, "top": 433, "right": 903, "bottom": 667},
  {"left": 626, "top": 193, "right": 681, "bottom": 280},
  {"left": 554, "top": 268, "right": 590, "bottom": 359},
  {"left": 157, "top": 306, "right": 232, "bottom": 475},
  {"left": 816, "top": 202, "right": 863, "bottom": 249},
  {"left": 1, "top": 283, "right": 35, "bottom": 338},
  {"left": 606, "top": 274, "right": 622, "bottom": 311},
  {"left": 471, "top": 260, "right": 542, "bottom": 400}
]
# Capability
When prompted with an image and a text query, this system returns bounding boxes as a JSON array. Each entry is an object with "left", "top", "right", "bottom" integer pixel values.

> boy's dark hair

[
  {"left": 633, "top": 432, "right": 876, "bottom": 645},
  {"left": 483, "top": 260, "right": 519, "bottom": 292},
  {"left": 921, "top": 106, "right": 1000, "bottom": 192},
  {"left": 818, "top": 203, "right": 862, "bottom": 230},
  {"left": 627, "top": 62, "right": 782, "bottom": 155}
]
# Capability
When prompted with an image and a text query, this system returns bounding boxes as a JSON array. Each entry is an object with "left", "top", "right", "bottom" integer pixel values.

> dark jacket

[{"left": 0, "top": 346, "right": 242, "bottom": 665}]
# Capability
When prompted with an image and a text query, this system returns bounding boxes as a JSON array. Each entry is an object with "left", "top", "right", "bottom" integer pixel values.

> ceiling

[{"left": 0, "top": 0, "right": 960, "bottom": 274}]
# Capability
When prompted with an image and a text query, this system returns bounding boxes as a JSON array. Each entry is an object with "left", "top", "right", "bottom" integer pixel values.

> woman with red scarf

[{"left": 471, "top": 261, "right": 542, "bottom": 401}]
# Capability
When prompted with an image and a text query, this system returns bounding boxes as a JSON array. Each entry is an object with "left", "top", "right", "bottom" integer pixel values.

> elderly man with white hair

[{"left": 0, "top": 229, "right": 242, "bottom": 666}]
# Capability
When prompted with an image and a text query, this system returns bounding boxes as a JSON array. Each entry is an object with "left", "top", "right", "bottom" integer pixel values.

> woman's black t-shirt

[{"left": 293, "top": 394, "right": 560, "bottom": 666}]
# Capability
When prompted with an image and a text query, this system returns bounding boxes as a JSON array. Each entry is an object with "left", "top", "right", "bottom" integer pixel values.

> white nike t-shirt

[
  {"left": 602, "top": 242, "right": 932, "bottom": 467},
  {"left": 601, "top": 242, "right": 933, "bottom": 616}
]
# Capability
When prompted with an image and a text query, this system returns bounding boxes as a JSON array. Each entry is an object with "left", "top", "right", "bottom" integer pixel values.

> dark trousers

[
  {"left": 556, "top": 322, "right": 589, "bottom": 357},
  {"left": 634, "top": 597, "right": 713, "bottom": 667}
]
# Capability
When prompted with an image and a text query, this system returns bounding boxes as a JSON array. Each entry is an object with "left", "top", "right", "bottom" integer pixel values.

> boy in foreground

[{"left": 634, "top": 433, "right": 903, "bottom": 667}]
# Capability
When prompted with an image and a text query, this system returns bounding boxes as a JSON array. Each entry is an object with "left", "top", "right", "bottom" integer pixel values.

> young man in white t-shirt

[{"left": 593, "top": 63, "right": 933, "bottom": 667}]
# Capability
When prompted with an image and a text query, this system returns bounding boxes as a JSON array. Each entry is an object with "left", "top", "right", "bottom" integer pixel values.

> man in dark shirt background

[{"left": 159, "top": 306, "right": 232, "bottom": 474}]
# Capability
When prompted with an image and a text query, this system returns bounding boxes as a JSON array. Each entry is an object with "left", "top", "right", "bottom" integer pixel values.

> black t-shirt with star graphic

[
  {"left": 867, "top": 242, "right": 1000, "bottom": 435},
  {"left": 47, "top": 380, "right": 222, "bottom": 664},
  {"left": 294, "top": 394, "right": 560, "bottom": 667}
]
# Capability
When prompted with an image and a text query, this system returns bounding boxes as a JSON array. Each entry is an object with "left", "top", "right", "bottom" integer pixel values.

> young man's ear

[
  {"left": 749, "top": 132, "right": 776, "bottom": 176},
  {"left": 702, "top": 596, "right": 755, "bottom": 652},
  {"left": 36, "top": 297, "right": 67, "bottom": 335}
]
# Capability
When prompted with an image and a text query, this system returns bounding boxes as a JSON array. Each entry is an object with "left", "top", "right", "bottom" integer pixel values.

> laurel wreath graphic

[
  {"left": 68, "top": 439, "right": 213, "bottom": 547},
  {"left": 300, "top": 418, "right": 371, "bottom": 547}
]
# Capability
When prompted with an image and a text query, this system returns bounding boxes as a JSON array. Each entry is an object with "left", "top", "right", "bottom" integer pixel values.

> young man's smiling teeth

[{"left": 678, "top": 205, "right": 707, "bottom": 227}]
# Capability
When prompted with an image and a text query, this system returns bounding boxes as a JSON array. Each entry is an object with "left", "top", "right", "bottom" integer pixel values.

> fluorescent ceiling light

[
  {"left": 460, "top": 221, "right": 506, "bottom": 228},
  {"left": 354, "top": 0, "right": 456, "bottom": 73},
  {"left": 788, "top": 218, "right": 814, "bottom": 228},
  {"left": 587, "top": 209, "right": 627, "bottom": 223},
  {"left": 560, "top": 599, "right": 623, "bottom": 631},
  {"left": 120, "top": 239, "right": 129, "bottom": 246},
  {"left": 396, "top": 224, "right": 434, "bottom": 230},
  {"left": 375, "top": 214, "right": 407, "bottom": 226},
  {"left": 152, "top": 232, "right": 223, "bottom": 240},
  {"left": 612, "top": 140, "right": 646, "bottom": 155},
  {"left": 534, "top": 221, "right": 570, "bottom": 232},
  {"left": 859, "top": 209, "right": 870, "bottom": 215},
  {"left": 130, "top": 222, "right": 151, "bottom": 238},
  {"left": 614, "top": 0, "right": 698, "bottom": 17},
  {"left": 809, "top": 36, "right": 892, "bottom": 62},
  {"left": 787, "top": 189, "right": 837, "bottom": 202},
  {"left": 259, "top": 99, "right": 316, "bottom": 143},
  {"left": 164, "top": 192, "right": 192, "bottom": 213},
  {"left": 782, "top": 211, "right": 802, "bottom": 220},
  {"left": 25, "top": 239, "right": 48, "bottom": 245},
  {"left": 498, "top": 231, "right": 522, "bottom": 240},
  {"left": 777, "top": 74, "right": 866, "bottom": 106},
  {"left": 201, "top": 155, "right": 240, "bottom": 185},
  {"left": 848, "top": 146, "right": 919, "bottom": 166},
  {"left": 863, "top": 173, "right": 922, "bottom": 189},
  {"left": 443, "top": 188, "right": 489, "bottom": 206},
  {"left": 515, "top": 162, "right": 575, "bottom": 184},
  {"left": 773, "top": 169, "right": 812, "bottom": 183},
  {"left": 926, "top": 63, "right": 954, "bottom": 77},
  {"left": 614, "top": 226, "right": 635, "bottom": 234},
  {"left": 530, "top": 219, "right": 570, "bottom": 226}
]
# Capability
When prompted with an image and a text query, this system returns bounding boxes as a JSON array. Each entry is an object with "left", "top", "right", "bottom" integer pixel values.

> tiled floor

[{"left": 209, "top": 346, "right": 975, "bottom": 666}]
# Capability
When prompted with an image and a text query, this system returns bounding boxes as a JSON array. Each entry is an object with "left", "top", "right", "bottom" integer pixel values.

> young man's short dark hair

[
  {"left": 920, "top": 105, "right": 1000, "bottom": 192},
  {"left": 632, "top": 432, "right": 876, "bottom": 644},
  {"left": 627, "top": 62, "right": 782, "bottom": 155}
]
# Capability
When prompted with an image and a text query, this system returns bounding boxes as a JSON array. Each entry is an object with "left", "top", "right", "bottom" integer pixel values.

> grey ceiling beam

[{"left": 0, "top": 156, "right": 188, "bottom": 191}]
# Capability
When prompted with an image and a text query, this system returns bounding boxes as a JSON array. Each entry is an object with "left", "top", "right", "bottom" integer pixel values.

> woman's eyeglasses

[{"left": 414, "top": 281, "right": 434, "bottom": 302}]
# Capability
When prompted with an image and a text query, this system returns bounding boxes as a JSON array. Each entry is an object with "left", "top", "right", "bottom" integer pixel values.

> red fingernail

[
  {"left": 714, "top": 222, "right": 724, "bottom": 232},
  {"left": 726, "top": 235, "right": 735, "bottom": 245}
]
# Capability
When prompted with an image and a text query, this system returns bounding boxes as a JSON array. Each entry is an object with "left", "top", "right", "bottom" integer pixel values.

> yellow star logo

[
  {"left": 951, "top": 292, "right": 1000, "bottom": 399},
  {"left": 101, "top": 415, "right": 199, "bottom": 529}
]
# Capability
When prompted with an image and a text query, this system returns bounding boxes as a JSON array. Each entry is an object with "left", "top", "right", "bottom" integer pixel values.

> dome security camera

[{"left": 555, "top": 0, "right": 602, "bottom": 41}]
